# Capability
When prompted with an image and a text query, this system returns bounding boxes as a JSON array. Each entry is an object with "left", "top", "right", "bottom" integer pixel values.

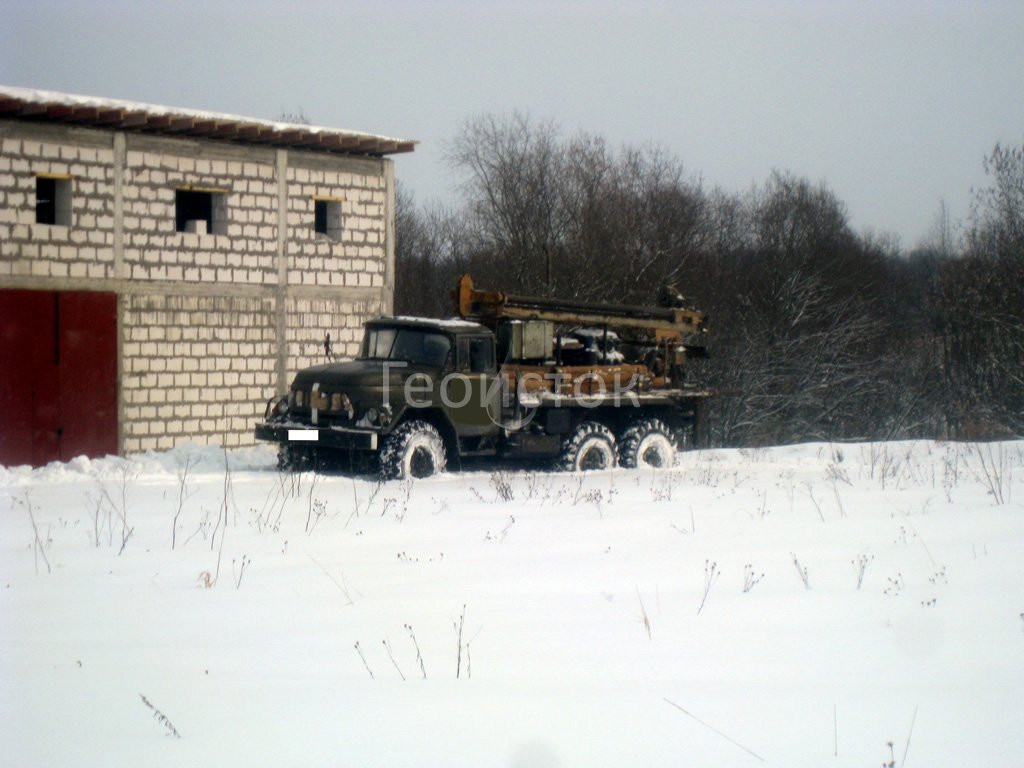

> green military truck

[{"left": 255, "top": 275, "right": 712, "bottom": 478}]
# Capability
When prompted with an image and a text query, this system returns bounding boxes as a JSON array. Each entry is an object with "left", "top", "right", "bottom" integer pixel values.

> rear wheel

[
  {"left": 558, "top": 421, "right": 617, "bottom": 471},
  {"left": 379, "top": 420, "right": 447, "bottom": 479},
  {"left": 618, "top": 418, "right": 677, "bottom": 468}
]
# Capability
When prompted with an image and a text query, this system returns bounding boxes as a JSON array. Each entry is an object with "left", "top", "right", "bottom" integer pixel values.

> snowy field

[{"left": 2, "top": 440, "right": 1022, "bottom": 767}]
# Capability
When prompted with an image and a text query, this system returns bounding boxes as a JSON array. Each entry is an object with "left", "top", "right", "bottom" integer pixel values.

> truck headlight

[
  {"left": 340, "top": 394, "right": 354, "bottom": 419},
  {"left": 330, "top": 392, "right": 342, "bottom": 412},
  {"left": 266, "top": 395, "right": 289, "bottom": 419}
]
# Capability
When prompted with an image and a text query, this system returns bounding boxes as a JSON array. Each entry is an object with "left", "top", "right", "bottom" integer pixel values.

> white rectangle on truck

[{"left": 288, "top": 429, "right": 319, "bottom": 442}]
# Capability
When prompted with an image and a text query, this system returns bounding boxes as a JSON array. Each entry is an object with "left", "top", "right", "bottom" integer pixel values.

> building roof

[{"left": 0, "top": 85, "right": 416, "bottom": 157}]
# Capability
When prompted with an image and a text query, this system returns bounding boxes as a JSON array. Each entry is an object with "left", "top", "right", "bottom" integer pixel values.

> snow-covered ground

[{"left": 2, "top": 441, "right": 1022, "bottom": 767}]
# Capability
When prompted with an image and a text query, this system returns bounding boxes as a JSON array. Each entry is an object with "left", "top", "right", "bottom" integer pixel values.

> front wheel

[
  {"left": 278, "top": 444, "right": 313, "bottom": 471},
  {"left": 379, "top": 420, "right": 447, "bottom": 479},
  {"left": 558, "top": 421, "right": 617, "bottom": 472}
]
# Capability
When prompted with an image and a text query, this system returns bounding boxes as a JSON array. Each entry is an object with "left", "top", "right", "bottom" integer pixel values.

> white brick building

[{"left": 0, "top": 86, "right": 414, "bottom": 464}]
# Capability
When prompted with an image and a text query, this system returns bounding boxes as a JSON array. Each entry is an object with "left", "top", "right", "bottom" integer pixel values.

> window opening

[
  {"left": 36, "top": 176, "right": 72, "bottom": 226},
  {"left": 314, "top": 198, "right": 343, "bottom": 240},
  {"left": 176, "top": 189, "right": 226, "bottom": 234}
]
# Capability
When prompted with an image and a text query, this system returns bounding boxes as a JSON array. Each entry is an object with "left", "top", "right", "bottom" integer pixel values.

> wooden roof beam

[
  {"left": 72, "top": 106, "right": 100, "bottom": 122},
  {"left": 144, "top": 115, "right": 173, "bottom": 130},
  {"left": 237, "top": 125, "right": 266, "bottom": 140},
  {"left": 17, "top": 101, "right": 48, "bottom": 116},
  {"left": 210, "top": 122, "right": 241, "bottom": 139},
  {"left": 118, "top": 111, "right": 150, "bottom": 127},
  {"left": 96, "top": 108, "right": 125, "bottom": 125},
  {"left": 274, "top": 129, "right": 305, "bottom": 144},
  {"left": 45, "top": 104, "right": 75, "bottom": 119},
  {"left": 166, "top": 116, "right": 196, "bottom": 132},
  {"left": 314, "top": 134, "right": 345, "bottom": 150}
]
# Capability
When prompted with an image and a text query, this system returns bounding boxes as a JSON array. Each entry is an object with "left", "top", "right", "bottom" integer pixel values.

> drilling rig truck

[{"left": 255, "top": 275, "right": 712, "bottom": 478}]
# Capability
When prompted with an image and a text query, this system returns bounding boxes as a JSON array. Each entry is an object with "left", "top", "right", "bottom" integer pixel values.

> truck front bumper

[{"left": 255, "top": 421, "right": 380, "bottom": 451}]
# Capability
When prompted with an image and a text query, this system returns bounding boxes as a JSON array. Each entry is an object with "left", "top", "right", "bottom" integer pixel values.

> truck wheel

[
  {"left": 558, "top": 421, "right": 617, "bottom": 472},
  {"left": 379, "top": 420, "right": 447, "bottom": 479},
  {"left": 618, "top": 419, "right": 676, "bottom": 468},
  {"left": 277, "top": 444, "right": 312, "bottom": 471}
]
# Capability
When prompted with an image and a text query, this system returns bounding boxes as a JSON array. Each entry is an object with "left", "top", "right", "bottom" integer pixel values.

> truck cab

[{"left": 256, "top": 316, "right": 502, "bottom": 477}]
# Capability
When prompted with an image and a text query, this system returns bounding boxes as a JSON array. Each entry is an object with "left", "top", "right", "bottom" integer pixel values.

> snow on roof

[
  {"left": 382, "top": 316, "right": 489, "bottom": 331},
  {"left": 0, "top": 84, "right": 416, "bottom": 156}
]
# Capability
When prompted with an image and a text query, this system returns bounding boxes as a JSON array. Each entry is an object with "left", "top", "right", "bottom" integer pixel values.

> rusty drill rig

[{"left": 454, "top": 274, "right": 713, "bottom": 458}]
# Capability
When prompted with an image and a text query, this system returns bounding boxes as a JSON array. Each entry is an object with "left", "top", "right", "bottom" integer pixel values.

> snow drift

[{"left": 2, "top": 441, "right": 1022, "bottom": 766}]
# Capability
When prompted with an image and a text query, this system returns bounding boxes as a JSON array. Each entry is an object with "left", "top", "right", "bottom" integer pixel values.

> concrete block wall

[
  {"left": 0, "top": 127, "right": 117, "bottom": 280},
  {"left": 122, "top": 294, "right": 277, "bottom": 451},
  {"left": 0, "top": 119, "right": 396, "bottom": 454}
]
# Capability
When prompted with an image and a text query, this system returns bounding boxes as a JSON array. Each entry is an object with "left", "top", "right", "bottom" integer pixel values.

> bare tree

[
  {"left": 931, "top": 142, "right": 1024, "bottom": 437},
  {"left": 700, "top": 174, "right": 892, "bottom": 445},
  {"left": 444, "top": 113, "right": 712, "bottom": 306},
  {"left": 446, "top": 112, "right": 569, "bottom": 295},
  {"left": 970, "top": 142, "right": 1024, "bottom": 259}
]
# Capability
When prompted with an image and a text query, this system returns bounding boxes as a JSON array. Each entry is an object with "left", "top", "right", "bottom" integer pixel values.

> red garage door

[{"left": 0, "top": 290, "right": 118, "bottom": 466}]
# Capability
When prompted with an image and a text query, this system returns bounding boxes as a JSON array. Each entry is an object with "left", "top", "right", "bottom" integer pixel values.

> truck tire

[
  {"left": 558, "top": 421, "right": 617, "bottom": 472},
  {"left": 278, "top": 444, "right": 312, "bottom": 471},
  {"left": 379, "top": 420, "right": 447, "bottom": 479},
  {"left": 618, "top": 418, "right": 676, "bottom": 468}
]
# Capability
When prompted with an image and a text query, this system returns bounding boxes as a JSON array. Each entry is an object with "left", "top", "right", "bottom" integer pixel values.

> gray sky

[{"left": 4, "top": 0, "right": 1022, "bottom": 247}]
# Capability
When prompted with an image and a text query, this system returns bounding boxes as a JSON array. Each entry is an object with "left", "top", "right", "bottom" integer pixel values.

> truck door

[{"left": 445, "top": 335, "right": 501, "bottom": 436}]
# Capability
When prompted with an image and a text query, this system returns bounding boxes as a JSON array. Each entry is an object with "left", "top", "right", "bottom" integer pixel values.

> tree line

[{"left": 395, "top": 113, "right": 1023, "bottom": 446}]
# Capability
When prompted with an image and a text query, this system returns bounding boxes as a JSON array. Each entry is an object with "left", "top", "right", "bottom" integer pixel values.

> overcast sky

[{"left": 3, "top": 0, "right": 1022, "bottom": 247}]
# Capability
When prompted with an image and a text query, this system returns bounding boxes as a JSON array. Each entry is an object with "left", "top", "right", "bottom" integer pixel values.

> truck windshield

[{"left": 361, "top": 327, "right": 452, "bottom": 367}]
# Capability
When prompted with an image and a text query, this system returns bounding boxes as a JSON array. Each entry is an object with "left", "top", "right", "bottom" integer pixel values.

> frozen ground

[{"left": 1, "top": 440, "right": 1022, "bottom": 767}]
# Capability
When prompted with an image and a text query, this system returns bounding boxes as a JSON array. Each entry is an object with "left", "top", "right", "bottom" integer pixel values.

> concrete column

[
  {"left": 383, "top": 157, "right": 395, "bottom": 315},
  {"left": 275, "top": 149, "right": 289, "bottom": 394},
  {"left": 113, "top": 132, "right": 126, "bottom": 278}
]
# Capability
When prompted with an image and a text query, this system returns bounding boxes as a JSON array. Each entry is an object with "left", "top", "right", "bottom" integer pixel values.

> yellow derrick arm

[{"left": 454, "top": 274, "right": 705, "bottom": 338}]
